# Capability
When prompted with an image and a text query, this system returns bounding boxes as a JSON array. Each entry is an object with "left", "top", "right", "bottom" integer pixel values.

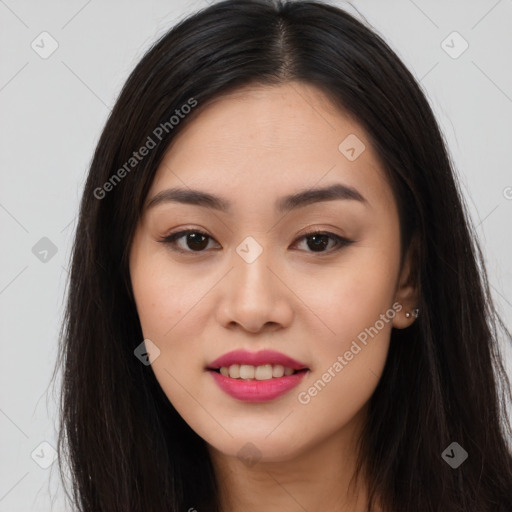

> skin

[{"left": 129, "top": 81, "right": 418, "bottom": 512}]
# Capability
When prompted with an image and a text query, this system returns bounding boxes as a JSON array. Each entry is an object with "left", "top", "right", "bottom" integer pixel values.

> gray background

[{"left": 1, "top": 0, "right": 511, "bottom": 510}]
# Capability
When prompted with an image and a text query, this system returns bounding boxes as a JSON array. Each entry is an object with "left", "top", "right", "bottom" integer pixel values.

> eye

[
  {"left": 159, "top": 229, "right": 220, "bottom": 253},
  {"left": 158, "top": 228, "right": 354, "bottom": 254},
  {"left": 293, "top": 229, "right": 354, "bottom": 253}
]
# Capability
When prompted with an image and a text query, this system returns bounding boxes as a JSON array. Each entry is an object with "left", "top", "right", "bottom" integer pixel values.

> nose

[{"left": 215, "top": 246, "right": 294, "bottom": 334}]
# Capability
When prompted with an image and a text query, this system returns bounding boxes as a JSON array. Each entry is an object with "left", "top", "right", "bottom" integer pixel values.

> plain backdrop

[{"left": 0, "top": 0, "right": 511, "bottom": 510}]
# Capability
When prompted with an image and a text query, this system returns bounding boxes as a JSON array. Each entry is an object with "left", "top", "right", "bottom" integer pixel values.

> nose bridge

[
  {"left": 232, "top": 235, "right": 275, "bottom": 300},
  {"left": 215, "top": 234, "right": 293, "bottom": 332}
]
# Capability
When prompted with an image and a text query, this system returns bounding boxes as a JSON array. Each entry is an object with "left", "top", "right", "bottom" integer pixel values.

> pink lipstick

[{"left": 207, "top": 349, "right": 309, "bottom": 402}]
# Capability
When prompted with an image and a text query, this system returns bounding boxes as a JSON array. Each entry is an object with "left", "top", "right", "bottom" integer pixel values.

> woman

[{"left": 53, "top": 0, "right": 512, "bottom": 510}]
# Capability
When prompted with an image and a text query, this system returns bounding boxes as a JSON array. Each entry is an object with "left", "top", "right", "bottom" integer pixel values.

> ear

[{"left": 393, "top": 236, "right": 420, "bottom": 329}]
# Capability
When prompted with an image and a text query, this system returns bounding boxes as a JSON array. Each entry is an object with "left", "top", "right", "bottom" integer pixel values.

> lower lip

[{"left": 208, "top": 369, "right": 308, "bottom": 402}]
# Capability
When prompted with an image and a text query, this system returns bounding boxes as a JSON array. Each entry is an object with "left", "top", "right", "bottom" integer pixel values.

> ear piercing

[{"left": 405, "top": 308, "right": 420, "bottom": 319}]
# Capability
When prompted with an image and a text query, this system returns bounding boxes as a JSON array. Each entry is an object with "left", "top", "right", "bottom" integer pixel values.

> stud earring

[{"left": 405, "top": 308, "right": 420, "bottom": 319}]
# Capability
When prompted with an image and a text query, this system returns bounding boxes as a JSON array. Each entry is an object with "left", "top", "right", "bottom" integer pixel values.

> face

[{"left": 129, "top": 81, "right": 416, "bottom": 463}]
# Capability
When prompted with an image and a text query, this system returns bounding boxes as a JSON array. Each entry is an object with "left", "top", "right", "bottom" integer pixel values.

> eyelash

[{"left": 158, "top": 228, "right": 354, "bottom": 255}]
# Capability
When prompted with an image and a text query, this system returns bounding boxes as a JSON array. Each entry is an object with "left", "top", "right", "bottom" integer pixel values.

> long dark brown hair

[{"left": 51, "top": 0, "right": 512, "bottom": 510}]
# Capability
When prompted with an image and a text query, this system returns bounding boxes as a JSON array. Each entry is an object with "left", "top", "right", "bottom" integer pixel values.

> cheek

[
  {"left": 130, "top": 252, "right": 205, "bottom": 340},
  {"left": 299, "top": 245, "right": 399, "bottom": 347},
  {"left": 130, "top": 249, "right": 216, "bottom": 410},
  {"left": 291, "top": 262, "right": 397, "bottom": 441},
  {"left": 130, "top": 255, "right": 209, "bottom": 418}
]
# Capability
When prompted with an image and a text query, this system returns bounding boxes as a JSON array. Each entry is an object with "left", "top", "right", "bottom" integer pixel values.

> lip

[
  {"left": 209, "top": 369, "right": 309, "bottom": 402},
  {"left": 207, "top": 349, "right": 308, "bottom": 371},
  {"left": 206, "top": 349, "right": 309, "bottom": 403}
]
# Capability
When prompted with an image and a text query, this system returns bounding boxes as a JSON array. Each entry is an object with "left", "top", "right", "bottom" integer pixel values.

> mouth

[
  {"left": 206, "top": 349, "right": 310, "bottom": 402},
  {"left": 207, "top": 364, "right": 309, "bottom": 380}
]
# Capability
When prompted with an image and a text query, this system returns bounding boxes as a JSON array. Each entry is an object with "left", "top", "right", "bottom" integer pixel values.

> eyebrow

[{"left": 145, "top": 183, "right": 367, "bottom": 213}]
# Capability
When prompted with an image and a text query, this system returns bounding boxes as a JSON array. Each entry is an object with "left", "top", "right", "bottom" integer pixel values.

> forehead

[{"left": 147, "top": 82, "right": 394, "bottom": 213}]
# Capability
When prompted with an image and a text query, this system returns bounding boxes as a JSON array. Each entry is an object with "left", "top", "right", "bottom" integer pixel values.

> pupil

[
  {"left": 308, "top": 234, "right": 328, "bottom": 252},
  {"left": 187, "top": 233, "right": 208, "bottom": 251}
]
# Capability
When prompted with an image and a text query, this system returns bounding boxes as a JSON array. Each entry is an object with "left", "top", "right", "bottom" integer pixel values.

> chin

[{"left": 205, "top": 430, "right": 307, "bottom": 465}]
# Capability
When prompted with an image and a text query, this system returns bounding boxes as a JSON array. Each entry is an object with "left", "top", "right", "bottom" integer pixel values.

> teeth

[
  {"left": 218, "top": 364, "right": 300, "bottom": 380},
  {"left": 239, "top": 364, "right": 254, "bottom": 380},
  {"left": 255, "top": 364, "right": 273, "bottom": 380},
  {"left": 272, "top": 364, "right": 284, "bottom": 378},
  {"left": 228, "top": 364, "right": 240, "bottom": 378}
]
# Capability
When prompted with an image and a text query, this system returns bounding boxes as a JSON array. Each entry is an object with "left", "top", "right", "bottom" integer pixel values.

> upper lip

[{"left": 207, "top": 349, "right": 308, "bottom": 370}]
